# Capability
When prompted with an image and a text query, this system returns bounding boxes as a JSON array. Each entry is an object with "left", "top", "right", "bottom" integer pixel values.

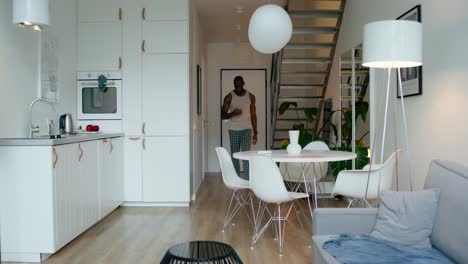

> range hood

[{"left": 13, "top": 0, "right": 49, "bottom": 31}]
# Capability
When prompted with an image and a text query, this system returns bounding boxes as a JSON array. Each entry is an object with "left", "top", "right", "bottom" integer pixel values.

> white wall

[
  {"left": 0, "top": 0, "right": 76, "bottom": 138},
  {"left": 206, "top": 42, "right": 271, "bottom": 172},
  {"left": 329, "top": 0, "right": 468, "bottom": 190},
  {"left": 190, "top": 2, "right": 207, "bottom": 198}
]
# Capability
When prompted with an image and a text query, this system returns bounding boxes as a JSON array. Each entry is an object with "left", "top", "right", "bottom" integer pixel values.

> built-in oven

[{"left": 77, "top": 72, "right": 122, "bottom": 120}]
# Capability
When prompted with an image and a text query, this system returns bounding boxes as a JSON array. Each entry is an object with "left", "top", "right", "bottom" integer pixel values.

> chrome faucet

[{"left": 29, "top": 97, "right": 56, "bottom": 138}]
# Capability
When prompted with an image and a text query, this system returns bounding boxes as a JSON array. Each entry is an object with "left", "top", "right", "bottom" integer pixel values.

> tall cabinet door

[
  {"left": 142, "top": 0, "right": 188, "bottom": 21},
  {"left": 78, "top": 0, "right": 123, "bottom": 23},
  {"left": 53, "top": 144, "right": 81, "bottom": 250},
  {"left": 79, "top": 141, "right": 99, "bottom": 230},
  {"left": 124, "top": 137, "right": 143, "bottom": 201},
  {"left": 142, "top": 137, "right": 190, "bottom": 202},
  {"left": 142, "top": 54, "right": 189, "bottom": 136},
  {"left": 77, "top": 23, "right": 122, "bottom": 71},
  {"left": 142, "top": 21, "right": 188, "bottom": 54}
]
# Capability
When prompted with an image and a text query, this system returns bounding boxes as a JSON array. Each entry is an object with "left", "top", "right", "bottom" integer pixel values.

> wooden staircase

[{"left": 270, "top": 0, "right": 346, "bottom": 149}]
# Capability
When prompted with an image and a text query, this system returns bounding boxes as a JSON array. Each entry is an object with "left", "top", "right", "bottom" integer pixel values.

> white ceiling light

[
  {"left": 248, "top": 4, "right": 292, "bottom": 54},
  {"left": 13, "top": 0, "right": 50, "bottom": 31}
]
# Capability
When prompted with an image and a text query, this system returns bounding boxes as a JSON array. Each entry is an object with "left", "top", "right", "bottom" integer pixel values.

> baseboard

[
  {"left": 121, "top": 202, "right": 190, "bottom": 207},
  {"left": 1, "top": 252, "right": 49, "bottom": 263}
]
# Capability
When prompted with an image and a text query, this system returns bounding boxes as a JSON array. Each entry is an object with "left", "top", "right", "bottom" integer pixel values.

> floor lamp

[{"left": 362, "top": 20, "right": 423, "bottom": 192}]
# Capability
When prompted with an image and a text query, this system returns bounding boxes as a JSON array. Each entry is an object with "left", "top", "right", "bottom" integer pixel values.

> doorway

[{"left": 220, "top": 69, "right": 267, "bottom": 158}]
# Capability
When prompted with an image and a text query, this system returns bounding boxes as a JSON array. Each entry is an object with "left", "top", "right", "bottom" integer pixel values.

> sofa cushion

[
  {"left": 425, "top": 160, "right": 468, "bottom": 263},
  {"left": 370, "top": 189, "right": 440, "bottom": 248}
]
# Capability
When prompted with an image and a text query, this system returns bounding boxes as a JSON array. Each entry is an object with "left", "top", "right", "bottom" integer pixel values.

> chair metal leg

[
  {"left": 347, "top": 199, "right": 354, "bottom": 208},
  {"left": 222, "top": 190, "right": 252, "bottom": 232}
]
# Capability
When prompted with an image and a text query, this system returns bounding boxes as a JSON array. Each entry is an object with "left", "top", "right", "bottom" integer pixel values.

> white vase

[{"left": 287, "top": 130, "right": 302, "bottom": 154}]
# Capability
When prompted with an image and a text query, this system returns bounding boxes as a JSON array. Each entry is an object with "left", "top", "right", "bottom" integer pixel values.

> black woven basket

[{"left": 161, "top": 241, "right": 243, "bottom": 264}]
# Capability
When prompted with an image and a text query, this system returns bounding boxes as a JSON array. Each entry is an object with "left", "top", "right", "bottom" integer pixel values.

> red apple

[
  {"left": 93, "top": 125, "right": 100, "bottom": 132},
  {"left": 86, "top": 125, "right": 94, "bottom": 132}
]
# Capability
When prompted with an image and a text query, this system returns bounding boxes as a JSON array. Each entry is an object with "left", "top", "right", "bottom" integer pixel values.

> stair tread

[
  {"left": 282, "top": 58, "right": 332, "bottom": 64},
  {"left": 289, "top": 9, "right": 344, "bottom": 15},
  {"left": 284, "top": 44, "right": 335, "bottom": 49},
  {"left": 293, "top": 27, "right": 338, "bottom": 34}
]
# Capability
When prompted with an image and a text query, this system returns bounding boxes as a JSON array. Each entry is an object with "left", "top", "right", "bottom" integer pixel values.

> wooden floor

[{"left": 3, "top": 175, "right": 345, "bottom": 264}]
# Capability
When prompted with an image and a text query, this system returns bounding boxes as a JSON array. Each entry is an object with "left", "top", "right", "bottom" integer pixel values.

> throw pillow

[{"left": 370, "top": 189, "right": 440, "bottom": 248}]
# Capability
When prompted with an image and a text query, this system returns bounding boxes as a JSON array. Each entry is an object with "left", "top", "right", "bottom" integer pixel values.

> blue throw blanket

[{"left": 323, "top": 234, "right": 455, "bottom": 264}]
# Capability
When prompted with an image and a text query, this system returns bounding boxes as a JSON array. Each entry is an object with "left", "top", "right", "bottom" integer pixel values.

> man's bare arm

[{"left": 221, "top": 93, "right": 242, "bottom": 120}]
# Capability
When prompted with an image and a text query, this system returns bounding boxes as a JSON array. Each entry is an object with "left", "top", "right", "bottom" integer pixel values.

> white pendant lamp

[
  {"left": 362, "top": 20, "right": 422, "bottom": 191},
  {"left": 13, "top": 0, "right": 50, "bottom": 31},
  {"left": 248, "top": 4, "right": 292, "bottom": 54}
]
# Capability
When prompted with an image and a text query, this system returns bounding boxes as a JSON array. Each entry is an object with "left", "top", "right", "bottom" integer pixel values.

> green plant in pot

[{"left": 278, "top": 101, "right": 369, "bottom": 176}]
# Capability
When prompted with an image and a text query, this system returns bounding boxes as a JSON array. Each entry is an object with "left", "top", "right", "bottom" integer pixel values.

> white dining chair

[
  {"left": 249, "top": 155, "right": 309, "bottom": 255},
  {"left": 332, "top": 151, "right": 397, "bottom": 208},
  {"left": 280, "top": 141, "right": 329, "bottom": 208},
  {"left": 215, "top": 147, "right": 256, "bottom": 232}
]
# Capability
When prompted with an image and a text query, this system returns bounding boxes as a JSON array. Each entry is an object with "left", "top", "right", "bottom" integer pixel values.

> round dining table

[{"left": 233, "top": 149, "right": 356, "bottom": 218}]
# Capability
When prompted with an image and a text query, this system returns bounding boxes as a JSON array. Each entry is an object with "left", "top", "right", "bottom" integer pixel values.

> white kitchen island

[{"left": 0, "top": 133, "right": 124, "bottom": 262}]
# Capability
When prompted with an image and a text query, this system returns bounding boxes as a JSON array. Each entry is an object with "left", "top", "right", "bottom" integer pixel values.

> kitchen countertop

[{"left": 0, "top": 133, "right": 124, "bottom": 146}]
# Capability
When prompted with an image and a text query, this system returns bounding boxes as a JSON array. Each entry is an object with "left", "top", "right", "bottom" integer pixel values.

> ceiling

[{"left": 194, "top": 0, "right": 287, "bottom": 43}]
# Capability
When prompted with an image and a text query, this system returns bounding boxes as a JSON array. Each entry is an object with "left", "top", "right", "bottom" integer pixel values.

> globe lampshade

[
  {"left": 248, "top": 4, "right": 292, "bottom": 54},
  {"left": 363, "top": 20, "right": 422, "bottom": 68}
]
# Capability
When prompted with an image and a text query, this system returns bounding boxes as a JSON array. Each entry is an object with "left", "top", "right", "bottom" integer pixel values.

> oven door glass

[{"left": 82, "top": 87, "right": 117, "bottom": 114}]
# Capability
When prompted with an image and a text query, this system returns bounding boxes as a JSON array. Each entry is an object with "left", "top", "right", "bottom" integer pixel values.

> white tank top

[{"left": 229, "top": 90, "right": 252, "bottom": 131}]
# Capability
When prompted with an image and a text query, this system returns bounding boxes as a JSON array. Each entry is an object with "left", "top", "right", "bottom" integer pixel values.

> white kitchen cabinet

[
  {"left": 53, "top": 144, "right": 82, "bottom": 249},
  {"left": 141, "top": 0, "right": 188, "bottom": 21},
  {"left": 78, "top": 0, "right": 123, "bottom": 23},
  {"left": 142, "top": 136, "right": 190, "bottom": 202},
  {"left": 123, "top": 137, "right": 143, "bottom": 201},
  {"left": 99, "top": 138, "right": 124, "bottom": 218},
  {"left": 142, "top": 54, "right": 189, "bottom": 136},
  {"left": 0, "top": 136, "right": 124, "bottom": 262},
  {"left": 79, "top": 141, "right": 100, "bottom": 230},
  {"left": 122, "top": 2, "right": 143, "bottom": 135},
  {"left": 142, "top": 21, "right": 188, "bottom": 54},
  {"left": 77, "top": 22, "right": 122, "bottom": 71}
]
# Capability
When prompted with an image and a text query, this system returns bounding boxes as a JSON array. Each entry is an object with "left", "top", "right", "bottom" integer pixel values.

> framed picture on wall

[
  {"left": 397, "top": 5, "right": 422, "bottom": 98},
  {"left": 197, "top": 65, "right": 202, "bottom": 115}
]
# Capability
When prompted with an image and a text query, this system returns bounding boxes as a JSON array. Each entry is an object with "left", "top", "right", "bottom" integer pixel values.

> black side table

[{"left": 161, "top": 241, "right": 243, "bottom": 264}]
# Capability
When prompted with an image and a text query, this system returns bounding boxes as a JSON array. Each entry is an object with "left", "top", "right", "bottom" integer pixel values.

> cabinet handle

[
  {"left": 78, "top": 143, "right": 84, "bottom": 162},
  {"left": 118, "top": 56, "right": 122, "bottom": 70},
  {"left": 142, "top": 122, "right": 146, "bottom": 135},
  {"left": 142, "top": 137, "right": 146, "bottom": 150},
  {"left": 102, "top": 138, "right": 108, "bottom": 143},
  {"left": 141, "top": 40, "right": 146, "bottom": 53},
  {"left": 109, "top": 139, "right": 114, "bottom": 154},
  {"left": 119, "top": 8, "right": 122, "bottom": 20},
  {"left": 142, "top": 8, "right": 146, "bottom": 20},
  {"left": 53, "top": 148, "right": 58, "bottom": 169},
  {"left": 129, "top": 137, "right": 141, "bottom": 141}
]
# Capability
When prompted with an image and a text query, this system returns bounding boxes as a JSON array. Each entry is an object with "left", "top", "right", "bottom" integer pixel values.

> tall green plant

[{"left": 278, "top": 101, "right": 370, "bottom": 176}]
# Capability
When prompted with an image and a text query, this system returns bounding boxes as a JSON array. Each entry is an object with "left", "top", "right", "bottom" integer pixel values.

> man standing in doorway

[{"left": 222, "top": 76, "right": 257, "bottom": 179}]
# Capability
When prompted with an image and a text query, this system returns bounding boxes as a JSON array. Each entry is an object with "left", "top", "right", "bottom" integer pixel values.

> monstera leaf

[
  {"left": 330, "top": 146, "right": 370, "bottom": 176},
  {"left": 279, "top": 102, "right": 298, "bottom": 115},
  {"left": 304, "top": 107, "right": 319, "bottom": 123}
]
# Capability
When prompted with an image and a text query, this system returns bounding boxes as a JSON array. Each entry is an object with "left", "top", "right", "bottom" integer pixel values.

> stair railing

[{"left": 270, "top": 49, "right": 283, "bottom": 149}]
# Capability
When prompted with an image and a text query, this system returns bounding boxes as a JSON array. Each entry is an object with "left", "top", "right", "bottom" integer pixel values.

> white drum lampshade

[
  {"left": 248, "top": 4, "right": 292, "bottom": 54},
  {"left": 13, "top": 0, "right": 50, "bottom": 30},
  {"left": 363, "top": 20, "right": 422, "bottom": 68}
]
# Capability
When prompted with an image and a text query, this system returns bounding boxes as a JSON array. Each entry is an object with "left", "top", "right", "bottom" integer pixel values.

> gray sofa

[{"left": 313, "top": 160, "right": 468, "bottom": 264}]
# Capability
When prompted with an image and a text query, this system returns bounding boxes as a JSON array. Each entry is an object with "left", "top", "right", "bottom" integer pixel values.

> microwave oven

[{"left": 77, "top": 72, "right": 122, "bottom": 120}]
